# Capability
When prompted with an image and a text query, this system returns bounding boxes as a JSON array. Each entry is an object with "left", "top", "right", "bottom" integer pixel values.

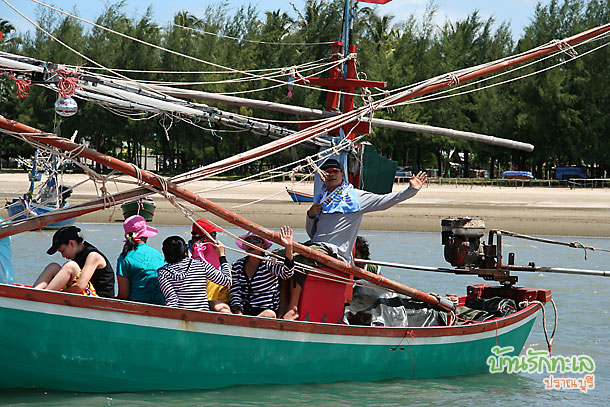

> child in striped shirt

[
  {"left": 158, "top": 236, "right": 231, "bottom": 312},
  {"left": 230, "top": 226, "right": 294, "bottom": 318}
]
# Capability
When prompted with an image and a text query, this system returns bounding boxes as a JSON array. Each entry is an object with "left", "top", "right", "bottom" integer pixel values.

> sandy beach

[{"left": 1, "top": 173, "right": 609, "bottom": 237}]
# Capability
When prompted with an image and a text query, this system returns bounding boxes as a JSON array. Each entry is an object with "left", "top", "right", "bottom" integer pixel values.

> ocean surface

[{"left": 1, "top": 224, "right": 608, "bottom": 406}]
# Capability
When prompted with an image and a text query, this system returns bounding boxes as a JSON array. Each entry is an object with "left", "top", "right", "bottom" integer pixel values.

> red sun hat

[{"left": 192, "top": 218, "right": 224, "bottom": 237}]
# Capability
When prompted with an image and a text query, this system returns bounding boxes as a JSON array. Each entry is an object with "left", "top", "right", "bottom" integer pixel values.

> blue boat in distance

[
  {"left": 286, "top": 188, "right": 314, "bottom": 203},
  {"left": 5, "top": 150, "right": 77, "bottom": 229},
  {"left": 6, "top": 199, "right": 77, "bottom": 229},
  {"left": 502, "top": 171, "right": 534, "bottom": 180}
]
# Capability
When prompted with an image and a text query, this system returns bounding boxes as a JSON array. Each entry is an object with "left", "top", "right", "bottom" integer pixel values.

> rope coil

[
  {"left": 1, "top": 70, "right": 32, "bottom": 98},
  {"left": 56, "top": 70, "right": 80, "bottom": 97}
]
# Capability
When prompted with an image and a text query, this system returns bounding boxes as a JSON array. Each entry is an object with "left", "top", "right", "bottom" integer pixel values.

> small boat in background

[
  {"left": 502, "top": 171, "right": 534, "bottom": 180},
  {"left": 286, "top": 188, "right": 313, "bottom": 203},
  {"left": 6, "top": 198, "right": 76, "bottom": 229},
  {"left": 121, "top": 197, "right": 156, "bottom": 221},
  {"left": 5, "top": 151, "right": 77, "bottom": 229}
]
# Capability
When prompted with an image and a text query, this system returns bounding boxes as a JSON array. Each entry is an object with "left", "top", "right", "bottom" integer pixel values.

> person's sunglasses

[{"left": 245, "top": 237, "right": 264, "bottom": 245}]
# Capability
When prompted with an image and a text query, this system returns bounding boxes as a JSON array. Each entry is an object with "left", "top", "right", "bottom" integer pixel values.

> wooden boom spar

[
  {"left": 387, "top": 22, "right": 610, "bottom": 106},
  {"left": 146, "top": 84, "right": 535, "bottom": 152},
  {"left": 0, "top": 116, "right": 455, "bottom": 312}
]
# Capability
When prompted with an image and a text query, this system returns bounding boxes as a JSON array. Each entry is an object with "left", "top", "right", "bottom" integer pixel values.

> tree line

[{"left": 0, "top": 0, "right": 608, "bottom": 178}]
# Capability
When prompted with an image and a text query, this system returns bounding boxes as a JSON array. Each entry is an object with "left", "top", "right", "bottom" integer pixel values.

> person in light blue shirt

[
  {"left": 116, "top": 215, "right": 165, "bottom": 305},
  {"left": 0, "top": 218, "right": 14, "bottom": 285}
]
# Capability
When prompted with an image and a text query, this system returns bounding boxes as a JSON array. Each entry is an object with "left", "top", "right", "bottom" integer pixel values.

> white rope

[
  {"left": 226, "top": 132, "right": 364, "bottom": 203},
  {"left": 216, "top": 57, "right": 356, "bottom": 96},
  {"left": 551, "top": 39, "right": 579, "bottom": 58},
  {"left": 520, "top": 299, "right": 558, "bottom": 354},
  {"left": 492, "top": 229, "right": 610, "bottom": 258},
  {"left": 191, "top": 137, "right": 359, "bottom": 194},
  {"left": 74, "top": 56, "right": 332, "bottom": 75},
  {"left": 6, "top": 132, "right": 124, "bottom": 218},
  {"left": 131, "top": 59, "right": 340, "bottom": 86},
  {"left": 389, "top": 32, "right": 610, "bottom": 108},
  {"left": 1, "top": 0, "right": 169, "bottom": 100},
  {"left": 93, "top": 0, "right": 336, "bottom": 46},
  {"left": 86, "top": 58, "right": 337, "bottom": 88},
  {"left": 20, "top": 0, "right": 358, "bottom": 98},
  {"left": 171, "top": 104, "right": 372, "bottom": 184}
]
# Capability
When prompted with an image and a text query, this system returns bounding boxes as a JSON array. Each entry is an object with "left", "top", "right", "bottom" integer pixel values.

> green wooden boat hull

[
  {"left": 0, "top": 284, "right": 545, "bottom": 392},
  {"left": 121, "top": 199, "right": 155, "bottom": 222}
]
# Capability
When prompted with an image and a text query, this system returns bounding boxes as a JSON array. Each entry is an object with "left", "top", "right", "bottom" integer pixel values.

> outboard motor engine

[{"left": 441, "top": 217, "right": 486, "bottom": 267}]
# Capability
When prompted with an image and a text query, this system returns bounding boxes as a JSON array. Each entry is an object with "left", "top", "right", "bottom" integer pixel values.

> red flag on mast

[{"left": 357, "top": 0, "right": 393, "bottom": 4}]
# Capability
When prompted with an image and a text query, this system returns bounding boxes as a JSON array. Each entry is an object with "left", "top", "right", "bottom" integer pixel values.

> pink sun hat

[
  {"left": 235, "top": 231, "right": 273, "bottom": 250},
  {"left": 123, "top": 215, "right": 158, "bottom": 240}
]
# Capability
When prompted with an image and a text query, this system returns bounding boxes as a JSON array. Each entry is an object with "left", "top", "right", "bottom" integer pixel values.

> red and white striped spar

[
  {"left": 0, "top": 116, "right": 455, "bottom": 311},
  {"left": 386, "top": 22, "right": 610, "bottom": 106}
]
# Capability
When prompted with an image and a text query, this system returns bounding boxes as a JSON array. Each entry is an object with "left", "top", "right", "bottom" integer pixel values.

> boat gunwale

[
  {"left": 0, "top": 283, "right": 545, "bottom": 338},
  {"left": 286, "top": 189, "right": 313, "bottom": 198}
]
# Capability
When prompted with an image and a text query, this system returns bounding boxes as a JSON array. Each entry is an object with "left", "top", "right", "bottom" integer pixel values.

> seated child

[
  {"left": 188, "top": 218, "right": 230, "bottom": 313},
  {"left": 34, "top": 226, "right": 115, "bottom": 297},
  {"left": 158, "top": 236, "right": 231, "bottom": 311},
  {"left": 354, "top": 236, "right": 381, "bottom": 275},
  {"left": 230, "top": 226, "right": 294, "bottom": 318},
  {"left": 116, "top": 215, "right": 165, "bottom": 305}
]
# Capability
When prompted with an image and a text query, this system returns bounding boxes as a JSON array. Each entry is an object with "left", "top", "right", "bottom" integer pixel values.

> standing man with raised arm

[{"left": 282, "top": 158, "right": 427, "bottom": 320}]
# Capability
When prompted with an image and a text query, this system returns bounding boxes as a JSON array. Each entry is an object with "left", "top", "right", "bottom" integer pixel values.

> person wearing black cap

[
  {"left": 282, "top": 157, "right": 427, "bottom": 320},
  {"left": 33, "top": 226, "right": 115, "bottom": 297}
]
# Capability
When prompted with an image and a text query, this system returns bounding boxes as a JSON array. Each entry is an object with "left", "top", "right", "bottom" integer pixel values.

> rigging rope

[
  {"left": 520, "top": 299, "right": 558, "bottom": 354},
  {"left": 93, "top": 0, "right": 336, "bottom": 46},
  {"left": 73, "top": 56, "right": 332, "bottom": 75},
  {"left": 190, "top": 137, "right": 357, "bottom": 194},
  {"left": 403, "top": 42, "right": 610, "bottom": 107},
  {"left": 1, "top": 0, "right": 170, "bottom": 101},
  {"left": 20, "top": 0, "right": 357, "bottom": 98},
  {"left": 129, "top": 59, "right": 340, "bottom": 87},
  {"left": 391, "top": 32, "right": 610, "bottom": 108},
  {"left": 492, "top": 229, "right": 610, "bottom": 260}
]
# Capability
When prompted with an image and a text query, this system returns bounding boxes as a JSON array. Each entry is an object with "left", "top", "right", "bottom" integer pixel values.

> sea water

[{"left": 1, "top": 224, "right": 608, "bottom": 406}]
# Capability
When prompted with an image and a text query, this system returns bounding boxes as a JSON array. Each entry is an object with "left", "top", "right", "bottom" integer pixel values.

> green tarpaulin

[{"left": 359, "top": 144, "right": 397, "bottom": 194}]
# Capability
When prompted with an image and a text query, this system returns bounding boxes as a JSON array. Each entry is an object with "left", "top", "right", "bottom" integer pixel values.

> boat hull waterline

[{"left": 0, "top": 284, "right": 542, "bottom": 392}]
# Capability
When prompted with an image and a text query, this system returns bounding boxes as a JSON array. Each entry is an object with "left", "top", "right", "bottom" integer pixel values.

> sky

[{"left": 2, "top": 0, "right": 541, "bottom": 39}]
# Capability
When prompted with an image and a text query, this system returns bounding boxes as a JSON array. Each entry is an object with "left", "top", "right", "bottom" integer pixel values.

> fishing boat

[
  {"left": 502, "top": 171, "right": 534, "bottom": 180},
  {"left": 0, "top": 117, "right": 560, "bottom": 393},
  {"left": 120, "top": 197, "right": 156, "bottom": 222},
  {"left": 286, "top": 188, "right": 314, "bottom": 203},
  {"left": 6, "top": 199, "right": 76, "bottom": 229},
  {"left": 4, "top": 151, "right": 77, "bottom": 229},
  {"left": 0, "top": 0, "right": 609, "bottom": 393}
]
